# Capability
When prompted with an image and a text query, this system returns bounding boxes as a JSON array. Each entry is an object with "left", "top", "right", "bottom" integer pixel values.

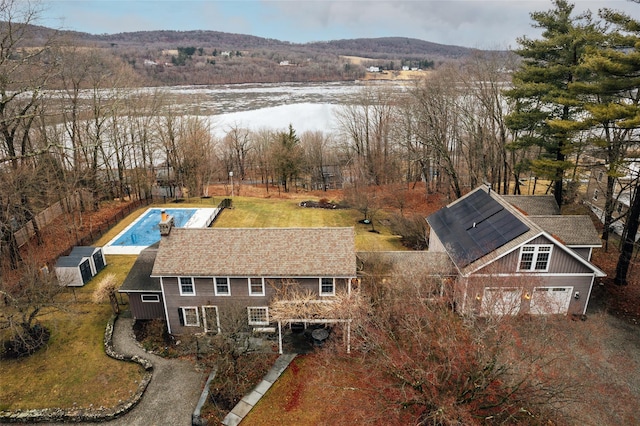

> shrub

[
  {"left": 388, "top": 213, "right": 428, "bottom": 250},
  {"left": 1, "top": 324, "right": 50, "bottom": 359}
]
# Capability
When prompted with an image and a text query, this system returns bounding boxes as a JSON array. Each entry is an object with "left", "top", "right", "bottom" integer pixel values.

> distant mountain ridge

[
  {"left": 19, "top": 25, "right": 503, "bottom": 86},
  {"left": 62, "top": 29, "right": 483, "bottom": 60}
]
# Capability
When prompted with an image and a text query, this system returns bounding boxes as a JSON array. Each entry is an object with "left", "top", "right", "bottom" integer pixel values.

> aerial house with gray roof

[
  {"left": 118, "top": 217, "right": 358, "bottom": 353},
  {"left": 427, "top": 185, "right": 605, "bottom": 316}
]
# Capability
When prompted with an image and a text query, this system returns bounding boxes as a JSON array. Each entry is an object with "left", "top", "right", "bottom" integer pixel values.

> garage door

[
  {"left": 481, "top": 287, "right": 522, "bottom": 316},
  {"left": 530, "top": 287, "right": 572, "bottom": 315}
]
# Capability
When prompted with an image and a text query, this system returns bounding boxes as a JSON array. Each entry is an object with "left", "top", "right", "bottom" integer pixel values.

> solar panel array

[{"left": 428, "top": 190, "right": 530, "bottom": 267}]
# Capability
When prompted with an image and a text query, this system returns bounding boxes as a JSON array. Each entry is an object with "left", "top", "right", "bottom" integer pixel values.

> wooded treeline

[{"left": 0, "top": 0, "right": 638, "bottom": 285}]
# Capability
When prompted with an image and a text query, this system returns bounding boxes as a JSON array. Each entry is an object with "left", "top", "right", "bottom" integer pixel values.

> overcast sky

[{"left": 40, "top": 1, "right": 638, "bottom": 50}]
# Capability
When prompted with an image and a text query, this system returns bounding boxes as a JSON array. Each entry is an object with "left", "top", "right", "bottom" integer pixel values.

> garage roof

[{"left": 427, "top": 188, "right": 529, "bottom": 267}]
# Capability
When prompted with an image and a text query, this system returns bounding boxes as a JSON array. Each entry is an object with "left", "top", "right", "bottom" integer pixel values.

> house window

[
  {"left": 215, "top": 277, "right": 230, "bottom": 296},
  {"left": 593, "top": 189, "right": 598, "bottom": 201},
  {"left": 179, "top": 277, "right": 195, "bottom": 295},
  {"left": 247, "top": 307, "right": 269, "bottom": 325},
  {"left": 320, "top": 277, "right": 335, "bottom": 296},
  {"left": 617, "top": 202, "right": 623, "bottom": 214},
  {"left": 141, "top": 294, "right": 159, "bottom": 302},
  {"left": 248, "top": 277, "right": 265, "bottom": 296},
  {"left": 597, "top": 170, "right": 604, "bottom": 182},
  {"left": 518, "top": 245, "right": 552, "bottom": 272},
  {"left": 180, "top": 307, "right": 199, "bottom": 326}
]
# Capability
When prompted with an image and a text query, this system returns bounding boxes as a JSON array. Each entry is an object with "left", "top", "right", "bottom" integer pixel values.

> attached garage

[
  {"left": 530, "top": 287, "right": 573, "bottom": 315},
  {"left": 481, "top": 287, "right": 523, "bottom": 316}
]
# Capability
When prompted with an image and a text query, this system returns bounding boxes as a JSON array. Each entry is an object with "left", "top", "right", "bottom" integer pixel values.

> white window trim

[
  {"left": 593, "top": 189, "right": 599, "bottom": 201},
  {"left": 247, "top": 306, "right": 269, "bottom": 326},
  {"left": 248, "top": 277, "right": 266, "bottom": 296},
  {"left": 181, "top": 306, "right": 200, "bottom": 326},
  {"left": 141, "top": 294, "right": 160, "bottom": 302},
  {"left": 517, "top": 245, "right": 553, "bottom": 272},
  {"left": 179, "top": 277, "right": 195, "bottom": 296},
  {"left": 202, "top": 305, "right": 221, "bottom": 334},
  {"left": 214, "top": 276, "right": 231, "bottom": 296},
  {"left": 319, "top": 277, "right": 335, "bottom": 296}
]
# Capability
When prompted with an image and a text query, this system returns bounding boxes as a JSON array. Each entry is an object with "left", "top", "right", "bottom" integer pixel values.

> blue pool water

[{"left": 110, "top": 208, "right": 197, "bottom": 247}]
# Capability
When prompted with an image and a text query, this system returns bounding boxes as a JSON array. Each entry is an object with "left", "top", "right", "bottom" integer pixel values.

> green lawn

[{"left": 0, "top": 255, "right": 143, "bottom": 411}]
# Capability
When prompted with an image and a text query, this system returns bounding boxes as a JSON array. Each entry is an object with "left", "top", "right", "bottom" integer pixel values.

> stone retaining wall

[{"left": 0, "top": 315, "right": 153, "bottom": 423}]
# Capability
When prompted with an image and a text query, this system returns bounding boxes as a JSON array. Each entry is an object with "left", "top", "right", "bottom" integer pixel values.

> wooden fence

[{"left": 15, "top": 190, "right": 93, "bottom": 248}]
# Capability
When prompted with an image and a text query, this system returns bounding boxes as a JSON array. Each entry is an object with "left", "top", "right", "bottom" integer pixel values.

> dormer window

[{"left": 518, "top": 245, "right": 552, "bottom": 272}]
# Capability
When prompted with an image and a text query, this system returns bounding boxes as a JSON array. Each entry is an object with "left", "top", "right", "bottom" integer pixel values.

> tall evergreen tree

[
  {"left": 578, "top": 8, "right": 640, "bottom": 285},
  {"left": 505, "top": 0, "right": 595, "bottom": 207},
  {"left": 272, "top": 124, "right": 303, "bottom": 192},
  {"left": 572, "top": 8, "right": 640, "bottom": 248}
]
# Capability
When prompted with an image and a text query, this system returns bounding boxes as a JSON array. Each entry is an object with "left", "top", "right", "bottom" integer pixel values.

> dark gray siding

[
  {"left": 163, "top": 276, "right": 350, "bottom": 335},
  {"left": 465, "top": 274, "right": 593, "bottom": 315},
  {"left": 570, "top": 247, "right": 591, "bottom": 261},
  {"left": 129, "top": 293, "right": 165, "bottom": 320},
  {"left": 485, "top": 236, "right": 592, "bottom": 274}
]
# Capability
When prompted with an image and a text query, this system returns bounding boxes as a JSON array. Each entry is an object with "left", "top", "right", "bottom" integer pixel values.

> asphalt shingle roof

[
  {"left": 119, "top": 247, "right": 161, "bottom": 292},
  {"left": 151, "top": 227, "right": 356, "bottom": 277},
  {"left": 427, "top": 185, "right": 605, "bottom": 277},
  {"left": 529, "top": 216, "right": 602, "bottom": 246},
  {"left": 502, "top": 195, "right": 561, "bottom": 216},
  {"left": 357, "top": 251, "right": 455, "bottom": 276}
]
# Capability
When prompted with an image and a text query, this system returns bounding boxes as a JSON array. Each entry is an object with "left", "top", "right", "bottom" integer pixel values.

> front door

[{"left": 202, "top": 306, "right": 220, "bottom": 334}]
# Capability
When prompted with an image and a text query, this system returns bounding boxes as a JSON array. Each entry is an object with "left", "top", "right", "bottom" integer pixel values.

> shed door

[
  {"left": 92, "top": 251, "right": 105, "bottom": 272},
  {"left": 79, "top": 259, "right": 92, "bottom": 284},
  {"left": 481, "top": 287, "right": 522, "bottom": 316},
  {"left": 530, "top": 287, "right": 572, "bottom": 315}
]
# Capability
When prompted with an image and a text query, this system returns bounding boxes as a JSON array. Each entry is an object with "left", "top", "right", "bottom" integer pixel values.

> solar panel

[{"left": 428, "top": 189, "right": 530, "bottom": 267}]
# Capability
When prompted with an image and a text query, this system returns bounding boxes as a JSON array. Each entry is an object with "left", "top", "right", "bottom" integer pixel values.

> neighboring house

[
  {"left": 427, "top": 185, "right": 605, "bottom": 316},
  {"left": 585, "top": 160, "right": 640, "bottom": 238},
  {"left": 120, "top": 219, "right": 357, "bottom": 353},
  {"left": 308, "top": 164, "right": 343, "bottom": 190}
]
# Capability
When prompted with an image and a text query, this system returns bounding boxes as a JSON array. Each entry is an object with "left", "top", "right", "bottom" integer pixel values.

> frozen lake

[
  {"left": 157, "top": 80, "right": 410, "bottom": 136},
  {"left": 211, "top": 102, "right": 341, "bottom": 136}
]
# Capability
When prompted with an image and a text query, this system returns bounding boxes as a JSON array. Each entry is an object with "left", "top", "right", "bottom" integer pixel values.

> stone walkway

[{"left": 222, "top": 353, "right": 297, "bottom": 426}]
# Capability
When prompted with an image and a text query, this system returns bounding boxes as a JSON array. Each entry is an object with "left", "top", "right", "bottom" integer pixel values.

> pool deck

[{"left": 103, "top": 208, "right": 220, "bottom": 255}]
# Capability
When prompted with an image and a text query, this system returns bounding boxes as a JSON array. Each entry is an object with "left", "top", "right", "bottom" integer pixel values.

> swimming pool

[{"left": 103, "top": 207, "right": 220, "bottom": 255}]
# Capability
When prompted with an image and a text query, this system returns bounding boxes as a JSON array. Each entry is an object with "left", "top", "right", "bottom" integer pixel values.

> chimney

[{"left": 159, "top": 210, "right": 174, "bottom": 236}]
